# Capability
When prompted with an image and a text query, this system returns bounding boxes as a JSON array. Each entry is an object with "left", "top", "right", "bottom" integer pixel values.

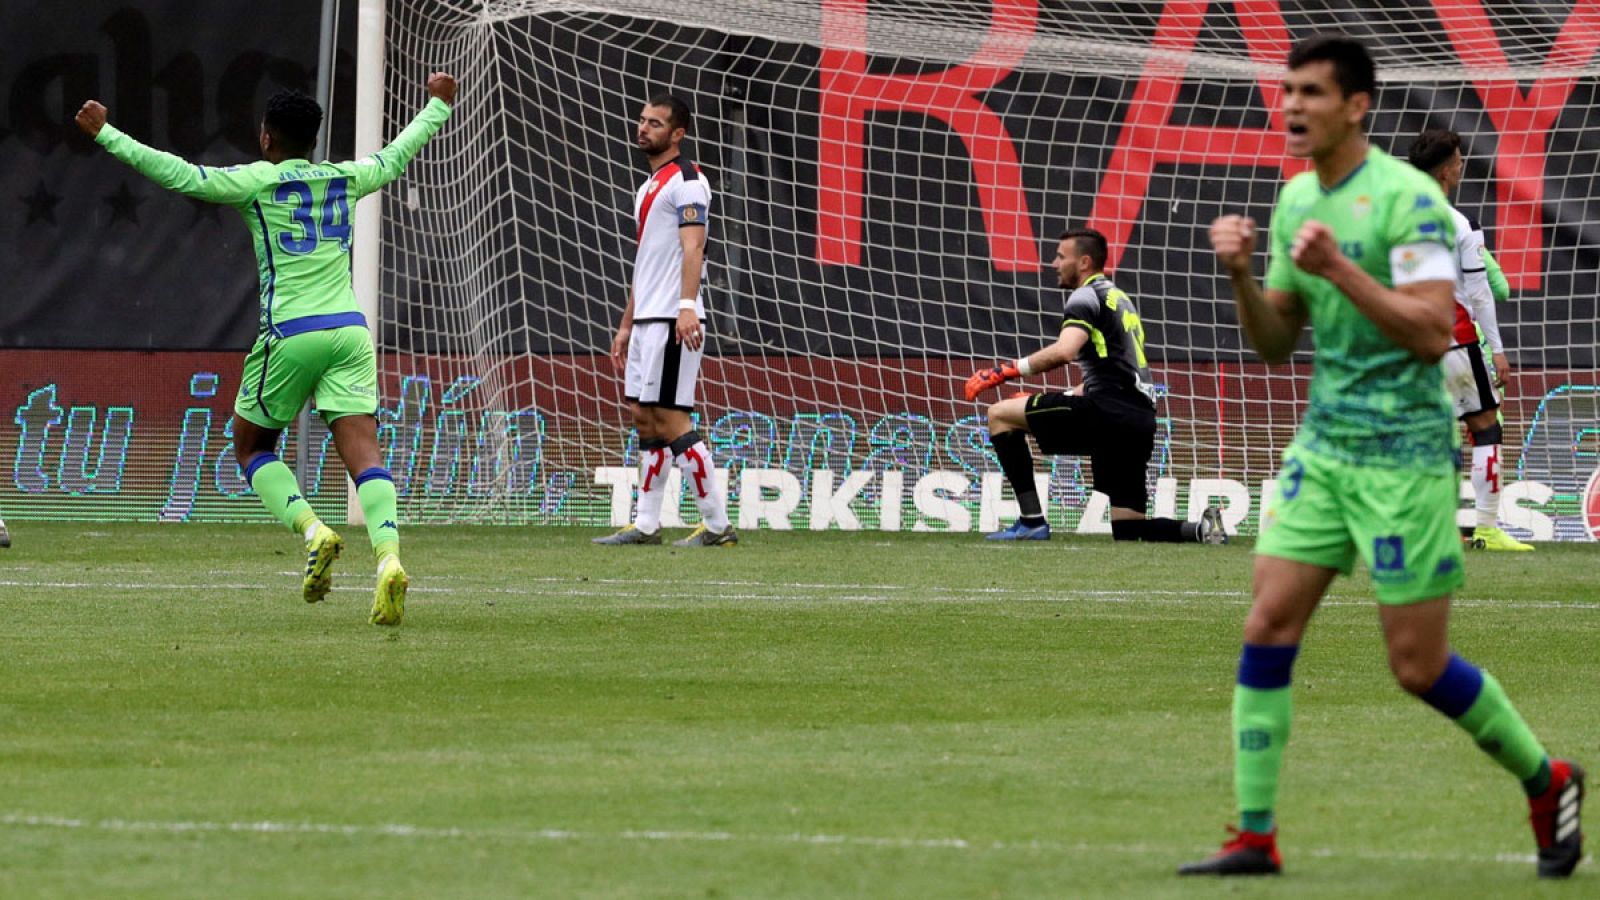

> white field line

[
  {"left": 1, "top": 577, "right": 1598, "bottom": 611},
  {"left": 0, "top": 811, "right": 1580, "bottom": 869}
]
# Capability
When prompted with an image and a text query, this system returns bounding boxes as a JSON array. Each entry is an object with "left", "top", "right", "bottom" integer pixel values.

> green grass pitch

[{"left": 0, "top": 523, "right": 1594, "bottom": 898}]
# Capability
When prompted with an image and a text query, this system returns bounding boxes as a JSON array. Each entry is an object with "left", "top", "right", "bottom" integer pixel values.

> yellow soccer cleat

[
  {"left": 370, "top": 556, "right": 408, "bottom": 626},
  {"left": 591, "top": 523, "right": 661, "bottom": 545},
  {"left": 1471, "top": 527, "right": 1535, "bottom": 552},
  {"left": 302, "top": 524, "right": 344, "bottom": 603},
  {"left": 671, "top": 523, "right": 739, "bottom": 547}
]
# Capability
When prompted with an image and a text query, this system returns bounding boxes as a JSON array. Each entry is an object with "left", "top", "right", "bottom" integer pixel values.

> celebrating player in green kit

[
  {"left": 75, "top": 73, "right": 458, "bottom": 626},
  {"left": 1178, "top": 36, "right": 1582, "bottom": 878}
]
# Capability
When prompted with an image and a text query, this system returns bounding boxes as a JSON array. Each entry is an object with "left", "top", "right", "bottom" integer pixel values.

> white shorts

[
  {"left": 624, "top": 320, "right": 703, "bottom": 411},
  {"left": 1442, "top": 340, "right": 1500, "bottom": 419}
]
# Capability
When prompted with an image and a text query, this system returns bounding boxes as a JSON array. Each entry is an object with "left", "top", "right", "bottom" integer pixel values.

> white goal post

[{"left": 355, "top": 0, "right": 1600, "bottom": 538}]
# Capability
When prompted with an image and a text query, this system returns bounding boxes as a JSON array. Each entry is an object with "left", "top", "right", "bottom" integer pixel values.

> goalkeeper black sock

[
  {"left": 1110, "top": 517, "right": 1197, "bottom": 542},
  {"left": 989, "top": 430, "right": 1042, "bottom": 519}
]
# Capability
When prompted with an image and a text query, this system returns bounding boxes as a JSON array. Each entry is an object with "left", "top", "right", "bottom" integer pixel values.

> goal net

[{"left": 373, "top": 0, "right": 1600, "bottom": 538}]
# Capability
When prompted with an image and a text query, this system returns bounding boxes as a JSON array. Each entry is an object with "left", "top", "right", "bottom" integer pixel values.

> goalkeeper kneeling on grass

[{"left": 963, "top": 227, "right": 1226, "bottom": 544}]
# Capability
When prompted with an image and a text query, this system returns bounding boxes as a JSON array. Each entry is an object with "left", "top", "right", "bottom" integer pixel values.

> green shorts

[
  {"left": 234, "top": 326, "right": 378, "bottom": 429},
  {"left": 1257, "top": 443, "right": 1465, "bottom": 604}
]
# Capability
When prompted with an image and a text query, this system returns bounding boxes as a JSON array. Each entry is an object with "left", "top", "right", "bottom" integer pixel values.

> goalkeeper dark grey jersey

[{"left": 1059, "top": 273, "right": 1157, "bottom": 420}]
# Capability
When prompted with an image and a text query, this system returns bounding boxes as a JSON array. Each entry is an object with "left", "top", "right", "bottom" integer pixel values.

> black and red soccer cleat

[
  {"left": 1177, "top": 826, "right": 1282, "bottom": 876},
  {"left": 1530, "top": 759, "right": 1585, "bottom": 879}
]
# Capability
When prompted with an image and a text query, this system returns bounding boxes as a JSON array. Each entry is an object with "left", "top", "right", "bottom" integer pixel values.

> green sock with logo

[
  {"left": 355, "top": 467, "right": 400, "bottom": 561},
  {"left": 1233, "top": 644, "right": 1298, "bottom": 834},
  {"left": 245, "top": 454, "right": 319, "bottom": 536}
]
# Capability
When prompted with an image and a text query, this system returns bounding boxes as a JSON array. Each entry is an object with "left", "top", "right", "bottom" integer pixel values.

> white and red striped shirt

[{"left": 632, "top": 157, "right": 712, "bottom": 321}]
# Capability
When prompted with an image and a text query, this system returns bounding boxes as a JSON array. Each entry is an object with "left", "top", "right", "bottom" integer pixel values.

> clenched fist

[
  {"left": 75, "top": 100, "right": 107, "bottom": 138},
  {"left": 427, "top": 72, "right": 457, "bottom": 104},
  {"left": 1209, "top": 215, "right": 1258, "bottom": 275},
  {"left": 1289, "top": 220, "right": 1342, "bottom": 278}
]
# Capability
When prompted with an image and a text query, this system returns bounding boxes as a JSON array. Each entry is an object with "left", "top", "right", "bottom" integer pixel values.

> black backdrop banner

[
  {"left": 4, "top": 1, "right": 1597, "bottom": 367},
  {"left": 0, "top": 0, "right": 356, "bottom": 350}
]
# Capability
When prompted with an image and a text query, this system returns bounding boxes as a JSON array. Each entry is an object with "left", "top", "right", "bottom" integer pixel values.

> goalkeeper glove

[{"left": 964, "top": 362, "right": 1021, "bottom": 401}]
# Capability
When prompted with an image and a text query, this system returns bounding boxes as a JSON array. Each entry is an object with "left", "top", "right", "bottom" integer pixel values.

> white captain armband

[{"left": 1389, "top": 241, "right": 1456, "bottom": 286}]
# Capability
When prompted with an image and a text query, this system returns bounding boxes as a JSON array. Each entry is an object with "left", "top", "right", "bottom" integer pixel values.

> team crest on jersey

[
  {"left": 1351, "top": 194, "right": 1372, "bottom": 218},
  {"left": 681, "top": 205, "right": 700, "bottom": 222},
  {"left": 1397, "top": 248, "right": 1422, "bottom": 274}
]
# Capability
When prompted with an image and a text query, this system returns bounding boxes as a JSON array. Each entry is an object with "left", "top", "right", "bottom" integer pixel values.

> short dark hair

[
  {"left": 1286, "top": 34, "right": 1376, "bottom": 99},
  {"left": 264, "top": 89, "right": 323, "bottom": 156},
  {"left": 648, "top": 92, "right": 692, "bottom": 132},
  {"left": 1407, "top": 128, "right": 1462, "bottom": 174},
  {"left": 1059, "top": 228, "right": 1109, "bottom": 271}
]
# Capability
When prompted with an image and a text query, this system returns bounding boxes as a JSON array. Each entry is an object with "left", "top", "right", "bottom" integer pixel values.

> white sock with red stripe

[
  {"left": 634, "top": 443, "right": 671, "bottom": 534},
  {"left": 1470, "top": 435, "right": 1501, "bottom": 530},
  {"left": 670, "top": 431, "right": 729, "bottom": 533}
]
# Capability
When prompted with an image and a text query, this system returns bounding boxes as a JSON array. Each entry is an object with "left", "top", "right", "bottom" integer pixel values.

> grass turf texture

[{"left": 0, "top": 523, "right": 1594, "bottom": 898}]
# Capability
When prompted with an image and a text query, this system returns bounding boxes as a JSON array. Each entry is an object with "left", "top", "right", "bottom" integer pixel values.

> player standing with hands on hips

[
  {"left": 75, "top": 73, "right": 459, "bottom": 626},
  {"left": 1179, "top": 35, "right": 1581, "bottom": 878},
  {"left": 594, "top": 93, "right": 736, "bottom": 548}
]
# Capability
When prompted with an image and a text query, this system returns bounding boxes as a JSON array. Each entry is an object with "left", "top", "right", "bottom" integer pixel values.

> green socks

[
  {"left": 245, "top": 454, "right": 319, "bottom": 536},
  {"left": 1234, "top": 683, "right": 1293, "bottom": 829},
  {"left": 354, "top": 467, "right": 400, "bottom": 562},
  {"left": 1426, "top": 661, "right": 1548, "bottom": 782},
  {"left": 1233, "top": 644, "right": 1299, "bottom": 833}
]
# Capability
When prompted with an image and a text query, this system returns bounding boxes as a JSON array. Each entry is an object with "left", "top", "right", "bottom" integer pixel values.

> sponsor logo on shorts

[
  {"left": 1434, "top": 557, "right": 1459, "bottom": 577},
  {"left": 1372, "top": 535, "right": 1409, "bottom": 582}
]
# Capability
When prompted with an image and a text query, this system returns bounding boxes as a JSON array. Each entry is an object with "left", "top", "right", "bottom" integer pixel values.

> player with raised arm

[
  {"left": 1180, "top": 36, "right": 1581, "bottom": 878},
  {"left": 964, "top": 229, "right": 1226, "bottom": 544},
  {"left": 1407, "top": 128, "right": 1532, "bottom": 552},
  {"left": 75, "top": 73, "right": 458, "bottom": 626},
  {"left": 593, "top": 93, "right": 735, "bottom": 548}
]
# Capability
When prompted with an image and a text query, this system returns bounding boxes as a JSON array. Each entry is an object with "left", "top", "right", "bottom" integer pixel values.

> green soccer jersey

[
  {"left": 1483, "top": 248, "right": 1511, "bottom": 303},
  {"left": 95, "top": 98, "right": 452, "bottom": 338},
  {"left": 1264, "top": 145, "right": 1458, "bottom": 472}
]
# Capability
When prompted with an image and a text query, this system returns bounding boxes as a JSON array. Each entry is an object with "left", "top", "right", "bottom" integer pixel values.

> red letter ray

[
  {"left": 817, "top": 0, "right": 1038, "bottom": 270},
  {"left": 1088, "top": 1, "right": 1304, "bottom": 272},
  {"left": 1433, "top": 0, "right": 1600, "bottom": 289}
]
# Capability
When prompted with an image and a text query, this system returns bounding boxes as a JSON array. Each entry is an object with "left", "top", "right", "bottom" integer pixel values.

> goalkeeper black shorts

[{"left": 1023, "top": 391, "right": 1155, "bottom": 512}]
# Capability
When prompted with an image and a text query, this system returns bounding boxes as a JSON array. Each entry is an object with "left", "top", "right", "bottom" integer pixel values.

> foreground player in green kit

[
  {"left": 1179, "top": 36, "right": 1582, "bottom": 878},
  {"left": 75, "top": 73, "right": 458, "bottom": 626}
]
